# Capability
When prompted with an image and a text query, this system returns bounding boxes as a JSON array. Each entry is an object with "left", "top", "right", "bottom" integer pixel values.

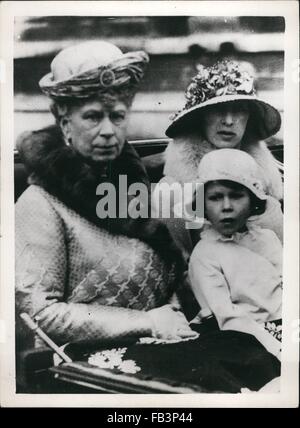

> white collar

[{"left": 201, "top": 223, "right": 256, "bottom": 243}]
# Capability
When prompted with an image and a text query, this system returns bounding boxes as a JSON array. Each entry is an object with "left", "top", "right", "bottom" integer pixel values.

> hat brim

[
  {"left": 166, "top": 94, "right": 281, "bottom": 140},
  {"left": 39, "top": 50, "right": 149, "bottom": 98}
]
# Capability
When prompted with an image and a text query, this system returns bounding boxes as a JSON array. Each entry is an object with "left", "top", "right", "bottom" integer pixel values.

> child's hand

[{"left": 147, "top": 304, "right": 198, "bottom": 340}]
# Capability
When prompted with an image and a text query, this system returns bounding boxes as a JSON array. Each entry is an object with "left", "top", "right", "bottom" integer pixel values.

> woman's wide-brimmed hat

[
  {"left": 166, "top": 61, "right": 281, "bottom": 140},
  {"left": 39, "top": 41, "right": 149, "bottom": 99}
]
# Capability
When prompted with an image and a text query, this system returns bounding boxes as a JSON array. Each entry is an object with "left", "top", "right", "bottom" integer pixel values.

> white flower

[
  {"left": 215, "top": 87, "right": 226, "bottom": 96},
  {"left": 88, "top": 348, "right": 128, "bottom": 369},
  {"left": 88, "top": 354, "right": 116, "bottom": 369},
  {"left": 118, "top": 359, "right": 141, "bottom": 374},
  {"left": 236, "top": 77, "right": 254, "bottom": 94}
]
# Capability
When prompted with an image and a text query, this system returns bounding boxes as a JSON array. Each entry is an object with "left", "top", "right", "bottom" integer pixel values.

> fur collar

[
  {"left": 163, "top": 134, "right": 283, "bottom": 200},
  {"left": 17, "top": 125, "right": 185, "bottom": 275}
]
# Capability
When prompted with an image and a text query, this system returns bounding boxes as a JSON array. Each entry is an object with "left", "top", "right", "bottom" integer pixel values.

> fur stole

[
  {"left": 17, "top": 125, "right": 185, "bottom": 275},
  {"left": 163, "top": 133, "right": 283, "bottom": 200}
]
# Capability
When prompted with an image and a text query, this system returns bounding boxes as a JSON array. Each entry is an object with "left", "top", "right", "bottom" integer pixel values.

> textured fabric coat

[{"left": 15, "top": 126, "right": 183, "bottom": 349}]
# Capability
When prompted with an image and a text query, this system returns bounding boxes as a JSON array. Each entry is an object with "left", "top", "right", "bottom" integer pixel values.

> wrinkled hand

[{"left": 147, "top": 304, "right": 198, "bottom": 340}]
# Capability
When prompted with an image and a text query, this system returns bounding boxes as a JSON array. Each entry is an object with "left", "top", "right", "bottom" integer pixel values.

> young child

[{"left": 188, "top": 148, "right": 282, "bottom": 361}]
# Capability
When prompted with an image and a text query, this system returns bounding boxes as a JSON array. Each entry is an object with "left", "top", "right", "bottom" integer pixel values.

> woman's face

[
  {"left": 205, "top": 181, "right": 252, "bottom": 237},
  {"left": 62, "top": 97, "right": 129, "bottom": 163},
  {"left": 202, "top": 101, "right": 250, "bottom": 148}
]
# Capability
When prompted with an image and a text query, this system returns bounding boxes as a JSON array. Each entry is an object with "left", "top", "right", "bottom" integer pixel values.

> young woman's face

[
  {"left": 205, "top": 181, "right": 252, "bottom": 237},
  {"left": 202, "top": 101, "right": 250, "bottom": 148},
  {"left": 61, "top": 97, "right": 129, "bottom": 163}
]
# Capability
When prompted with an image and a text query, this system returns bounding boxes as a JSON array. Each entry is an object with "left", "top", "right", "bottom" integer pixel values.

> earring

[{"left": 65, "top": 137, "right": 72, "bottom": 147}]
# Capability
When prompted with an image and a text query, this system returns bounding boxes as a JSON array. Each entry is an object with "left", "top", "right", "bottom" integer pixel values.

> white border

[{"left": 1, "top": 1, "right": 299, "bottom": 408}]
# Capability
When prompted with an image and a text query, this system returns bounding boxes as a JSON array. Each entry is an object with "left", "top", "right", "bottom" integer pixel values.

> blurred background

[{"left": 14, "top": 16, "right": 284, "bottom": 145}]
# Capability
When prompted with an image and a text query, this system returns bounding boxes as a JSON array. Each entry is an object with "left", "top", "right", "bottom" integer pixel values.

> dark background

[{"left": 14, "top": 16, "right": 284, "bottom": 143}]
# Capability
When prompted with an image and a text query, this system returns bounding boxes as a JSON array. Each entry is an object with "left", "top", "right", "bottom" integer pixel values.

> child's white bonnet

[{"left": 197, "top": 148, "right": 267, "bottom": 200}]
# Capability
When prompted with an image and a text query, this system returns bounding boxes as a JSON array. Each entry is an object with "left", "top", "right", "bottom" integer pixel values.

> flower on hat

[
  {"left": 167, "top": 60, "right": 281, "bottom": 139},
  {"left": 173, "top": 61, "right": 255, "bottom": 120}
]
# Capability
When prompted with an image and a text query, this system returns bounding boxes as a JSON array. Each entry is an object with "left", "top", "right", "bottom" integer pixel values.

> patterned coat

[{"left": 15, "top": 127, "right": 182, "bottom": 349}]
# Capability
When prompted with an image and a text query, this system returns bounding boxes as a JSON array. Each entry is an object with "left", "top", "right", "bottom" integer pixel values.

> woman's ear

[{"left": 60, "top": 116, "right": 72, "bottom": 143}]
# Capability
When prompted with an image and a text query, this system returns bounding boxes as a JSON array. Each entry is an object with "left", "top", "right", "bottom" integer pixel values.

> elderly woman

[
  {"left": 15, "top": 41, "right": 197, "bottom": 352},
  {"left": 154, "top": 61, "right": 283, "bottom": 257}
]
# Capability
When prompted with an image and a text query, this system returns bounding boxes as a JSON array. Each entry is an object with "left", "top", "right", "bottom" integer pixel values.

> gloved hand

[{"left": 147, "top": 304, "right": 199, "bottom": 340}]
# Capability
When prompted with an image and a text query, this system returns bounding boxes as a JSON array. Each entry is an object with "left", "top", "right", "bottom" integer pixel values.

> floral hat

[
  {"left": 166, "top": 61, "right": 281, "bottom": 140},
  {"left": 39, "top": 41, "right": 149, "bottom": 99}
]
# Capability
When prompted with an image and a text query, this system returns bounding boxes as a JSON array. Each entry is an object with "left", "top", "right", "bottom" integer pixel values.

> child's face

[
  {"left": 202, "top": 101, "right": 250, "bottom": 149},
  {"left": 205, "top": 182, "right": 252, "bottom": 237}
]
